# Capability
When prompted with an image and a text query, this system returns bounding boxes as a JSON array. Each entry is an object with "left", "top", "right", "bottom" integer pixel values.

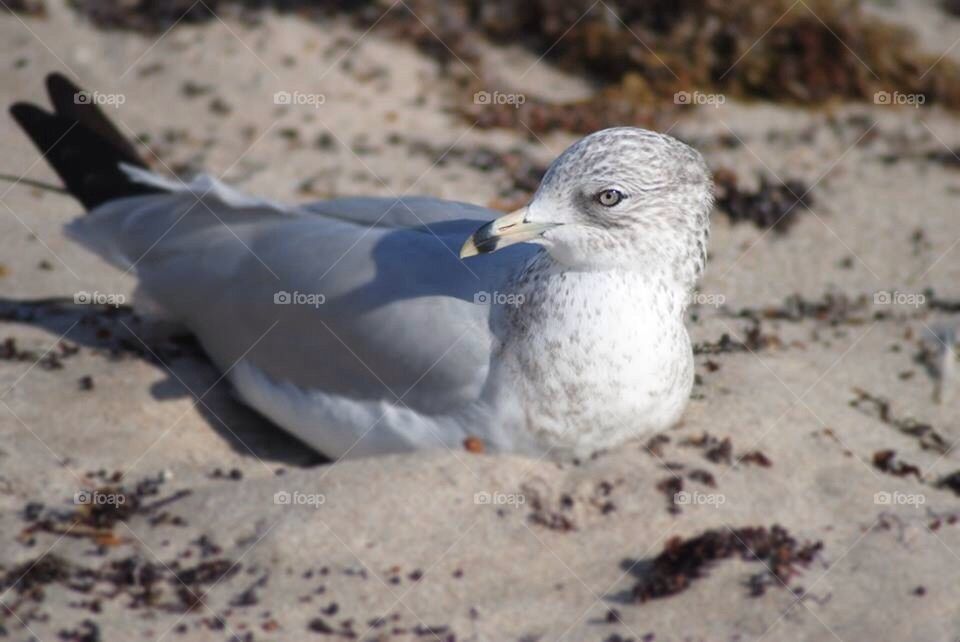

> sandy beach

[{"left": 1, "top": 1, "right": 960, "bottom": 640}]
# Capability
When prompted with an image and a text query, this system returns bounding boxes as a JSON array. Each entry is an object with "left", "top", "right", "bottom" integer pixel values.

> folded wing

[{"left": 69, "top": 173, "right": 535, "bottom": 414}]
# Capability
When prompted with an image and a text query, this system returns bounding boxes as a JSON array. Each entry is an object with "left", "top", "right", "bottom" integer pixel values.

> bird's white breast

[{"left": 485, "top": 255, "right": 693, "bottom": 456}]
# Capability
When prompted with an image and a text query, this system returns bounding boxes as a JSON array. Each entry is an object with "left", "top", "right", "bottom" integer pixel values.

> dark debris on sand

[
  {"left": 680, "top": 432, "right": 732, "bottom": 465},
  {"left": 3, "top": 0, "right": 46, "bottom": 16},
  {"left": 850, "top": 388, "right": 949, "bottom": 453},
  {"left": 522, "top": 483, "right": 581, "bottom": 532},
  {"left": 58, "top": 1, "right": 960, "bottom": 136},
  {"left": 872, "top": 450, "right": 922, "bottom": 480},
  {"left": 679, "top": 433, "right": 773, "bottom": 469},
  {"left": 445, "top": 0, "right": 960, "bottom": 133},
  {"left": 656, "top": 477, "right": 684, "bottom": 515},
  {"left": 65, "top": 0, "right": 220, "bottom": 30},
  {"left": 745, "top": 293, "right": 876, "bottom": 325},
  {"left": 1, "top": 553, "right": 74, "bottom": 595},
  {"left": 944, "top": 0, "right": 960, "bottom": 17},
  {"left": 58, "top": 619, "right": 102, "bottom": 642},
  {"left": 926, "top": 290, "right": 960, "bottom": 313},
  {"left": 0, "top": 300, "right": 208, "bottom": 367},
  {"left": 713, "top": 169, "right": 813, "bottom": 233},
  {"left": 630, "top": 525, "right": 822, "bottom": 602},
  {"left": 740, "top": 451, "right": 773, "bottom": 468},
  {"left": 692, "top": 318, "right": 777, "bottom": 355},
  {"left": 935, "top": 471, "right": 960, "bottom": 496},
  {"left": 0, "top": 336, "right": 80, "bottom": 370},
  {"left": 1, "top": 532, "right": 242, "bottom": 621},
  {"left": 692, "top": 333, "right": 749, "bottom": 356},
  {"left": 528, "top": 501, "right": 577, "bottom": 533},
  {"left": 20, "top": 472, "right": 191, "bottom": 546}
]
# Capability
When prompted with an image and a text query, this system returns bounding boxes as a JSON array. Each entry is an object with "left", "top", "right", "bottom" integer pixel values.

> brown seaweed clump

[
  {"left": 419, "top": 0, "right": 960, "bottom": 132},
  {"left": 630, "top": 524, "right": 822, "bottom": 601},
  {"left": 66, "top": 0, "right": 216, "bottom": 29},
  {"left": 3, "top": 0, "right": 47, "bottom": 15},
  {"left": 713, "top": 169, "right": 813, "bottom": 233},
  {"left": 58, "top": 0, "right": 960, "bottom": 134}
]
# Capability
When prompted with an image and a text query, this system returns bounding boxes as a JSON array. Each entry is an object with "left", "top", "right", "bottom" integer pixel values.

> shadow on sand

[{"left": 0, "top": 296, "right": 327, "bottom": 467}]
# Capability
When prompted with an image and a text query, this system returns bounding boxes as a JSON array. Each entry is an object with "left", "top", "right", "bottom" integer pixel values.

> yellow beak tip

[{"left": 459, "top": 241, "right": 479, "bottom": 260}]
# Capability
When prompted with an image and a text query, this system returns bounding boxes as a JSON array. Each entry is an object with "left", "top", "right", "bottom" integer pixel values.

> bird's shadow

[
  {"left": 0, "top": 297, "right": 326, "bottom": 467},
  {"left": 320, "top": 218, "right": 538, "bottom": 316}
]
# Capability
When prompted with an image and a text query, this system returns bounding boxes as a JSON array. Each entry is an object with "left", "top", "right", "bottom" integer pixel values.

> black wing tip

[
  {"left": 46, "top": 71, "right": 73, "bottom": 88},
  {"left": 9, "top": 72, "right": 163, "bottom": 210},
  {"left": 46, "top": 72, "right": 79, "bottom": 100},
  {"left": 9, "top": 101, "right": 47, "bottom": 119}
]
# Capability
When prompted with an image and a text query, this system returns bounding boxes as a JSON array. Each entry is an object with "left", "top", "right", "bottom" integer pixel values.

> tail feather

[
  {"left": 9, "top": 72, "right": 163, "bottom": 210},
  {"left": 44, "top": 73, "right": 146, "bottom": 167}
]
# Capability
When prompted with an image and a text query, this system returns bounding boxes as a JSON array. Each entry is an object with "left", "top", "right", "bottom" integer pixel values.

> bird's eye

[{"left": 596, "top": 189, "right": 624, "bottom": 207}]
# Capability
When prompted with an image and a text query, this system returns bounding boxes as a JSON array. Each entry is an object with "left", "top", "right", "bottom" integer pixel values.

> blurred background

[{"left": 2, "top": 1, "right": 960, "bottom": 641}]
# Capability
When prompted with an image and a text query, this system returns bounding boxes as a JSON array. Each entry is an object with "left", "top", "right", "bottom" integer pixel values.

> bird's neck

[
  {"left": 504, "top": 252, "right": 691, "bottom": 322},
  {"left": 491, "top": 252, "right": 691, "bottom": 364}
]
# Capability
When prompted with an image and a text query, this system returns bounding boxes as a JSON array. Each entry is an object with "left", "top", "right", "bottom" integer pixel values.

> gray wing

[
  {"left": 302, "top": 195, "right": 505, "bottom": 229},
  {"left": 68, "top": 173, "right": 535, "bottom": 414}
]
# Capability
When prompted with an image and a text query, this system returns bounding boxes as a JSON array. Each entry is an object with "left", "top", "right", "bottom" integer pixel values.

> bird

[{"left": 10, "top": 73, "right": 713, "bottom": 460}]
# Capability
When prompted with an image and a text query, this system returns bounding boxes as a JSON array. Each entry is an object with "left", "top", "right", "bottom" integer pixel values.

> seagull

[{"left": 10, "top": 73, "right": 713, "bottom": 460}]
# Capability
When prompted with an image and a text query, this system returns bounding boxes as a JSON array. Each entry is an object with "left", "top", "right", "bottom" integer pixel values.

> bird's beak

[{"left": 459, "top": 207, "right": 560, "bottom": 259}]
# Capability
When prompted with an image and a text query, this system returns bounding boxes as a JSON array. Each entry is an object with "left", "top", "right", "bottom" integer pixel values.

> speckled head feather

[
  {"left": 472, "top": 127, "right": 716, "bottom": 455},
  {"left": 526, "top": 127, "right": 713, "bottom": 291}
]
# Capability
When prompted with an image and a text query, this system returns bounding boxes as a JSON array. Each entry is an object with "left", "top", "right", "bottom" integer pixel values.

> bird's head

[{"left": 461, "top": 127, "right": 713, "bottom": 289}]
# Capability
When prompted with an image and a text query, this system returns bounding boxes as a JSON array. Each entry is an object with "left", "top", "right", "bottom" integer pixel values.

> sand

[{"left": 1, "top": 1, "right": 959, "bottom": 640}]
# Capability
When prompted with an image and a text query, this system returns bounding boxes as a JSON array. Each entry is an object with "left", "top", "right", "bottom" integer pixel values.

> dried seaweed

[
  {"left": 693, "top": 318, "right": 775, "bottom": 355},
  {"left": 749, "top": 292, "right": 874, "bottom": 325},
  {"left": 713, "top": 169, "right": 813, "bottom": 233},
  {"left": 629, "top": 524, "right": 822, "bottom": 602},
  {"left": 936, "top": 471, "right": 960, "bottom": 495},
  {"left": 0, "top": 337, "right": 79, "bottom": 370},
  {"left": 4, "top": 0, "right": 46, "bottom": 15},
  {"left": 20, "top": 473, "right": 191, "bottom": 546},
  {"left": 59, "top": 1, "right": 960, "bottom": 136},
  {"left": 872, "top": 449, "right": 922, "bottom": 480},
  {"left": 448, "top": 0, "right": 960, "bottom": 132},
  {"left": 1, "top": 552, "right": 240, "bottom": 615},
  {"left": 850, "top": 388, "right": 949, "bottom": 453}
]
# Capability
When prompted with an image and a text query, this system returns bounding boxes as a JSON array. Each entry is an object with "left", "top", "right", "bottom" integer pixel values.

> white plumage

[{"left": 64, "top": 127, "right": 713, "bottom": 460}]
